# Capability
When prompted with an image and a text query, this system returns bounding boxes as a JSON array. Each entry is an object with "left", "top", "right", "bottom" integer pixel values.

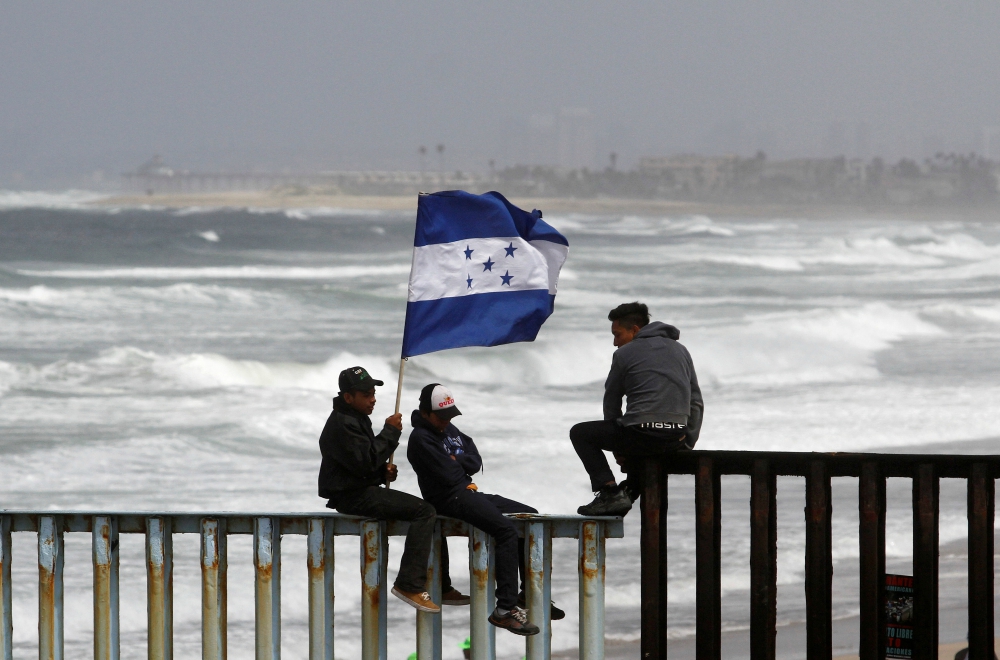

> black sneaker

[
  {"left": 577, "top": 486, "right": 632, "bottom": 517},
  {"left": 488, "top": 606, "right": 539, "bottom": 636},
  {"left": 517, "top": 593, "right": 565, "bottom": 620}
]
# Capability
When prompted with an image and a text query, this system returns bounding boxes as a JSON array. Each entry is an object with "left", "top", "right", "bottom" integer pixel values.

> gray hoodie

[{"left": 603, "top": 321, "right": 704, "bottom": 444}]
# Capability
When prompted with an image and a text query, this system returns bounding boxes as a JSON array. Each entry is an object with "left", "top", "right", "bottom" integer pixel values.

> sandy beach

[{"left": 93, "top": 190, "right": 1000, "bottom": 220}]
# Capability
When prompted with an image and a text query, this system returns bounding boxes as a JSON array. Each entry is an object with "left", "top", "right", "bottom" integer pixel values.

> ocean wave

[
  {"left": 0, "top": 189, "right": 108, "bottom": 209},
  {"left": 0, "top": 283, "right": 267, "bottom": 312},
  {"left": 16, "top": 264, "right": 411, "bottom": 280},
  {"left": 283, "top": 207, "right": 390, "bottom": 220}
]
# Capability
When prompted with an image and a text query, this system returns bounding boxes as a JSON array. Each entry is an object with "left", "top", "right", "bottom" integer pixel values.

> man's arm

[
  {"left": 603, "top": 351, "right": 626, "bottom": 422},
  {"left": 686, "top": 362, "right": 704, "bottom": 447},
  {"left": 330, "top": 416, "right": 401, "bottom": 478},
  {"left": 455, "top": 432, "right": 483, "bottom": 475},
  {"left": 407, "top": 430, "right": 471, "bottom": 487}
]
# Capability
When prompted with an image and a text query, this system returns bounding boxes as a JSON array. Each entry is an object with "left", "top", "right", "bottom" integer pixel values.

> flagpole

[{"left": 385, "top": 356, "right": 406, "bottom": 489}]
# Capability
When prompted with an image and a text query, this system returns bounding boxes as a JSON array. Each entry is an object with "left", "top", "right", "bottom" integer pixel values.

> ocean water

[{"left": 2, "top": 194, "right": 1000, "bottom": 659}]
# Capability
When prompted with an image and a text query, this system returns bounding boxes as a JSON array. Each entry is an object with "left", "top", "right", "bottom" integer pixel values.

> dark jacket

[
  {"left": 406, "top": 410, "right": 482, "bottom": 506},
  {"left": 604, "top": 321, "right": 704, "bottom": 444},
  {"left": 317, "top": 396, "right": 401, "bottom": 498}
]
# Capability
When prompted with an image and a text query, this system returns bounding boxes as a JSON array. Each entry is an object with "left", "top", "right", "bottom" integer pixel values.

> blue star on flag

[
  {"left": 504, "top": 242, "right": 517, "bottom": 257},
  {"left": 466, "top": 274, "right": 473, "bottom": 289},
  {"left": 482, "top": 257, "right": 494, "bottom": 272},
  {"left": 500, "top": 270, "right": 513, "bottom": 286},
  {"left": 464, "top": 245, "right": 474, "bottom": 260}
]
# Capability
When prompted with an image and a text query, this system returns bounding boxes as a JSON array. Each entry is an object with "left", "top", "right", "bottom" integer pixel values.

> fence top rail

[
  {"left": 0, "top": 510, "right": 624, "bottom": 539},
  {"left": 662, "top": 449, "right": 1000, "bottom": 478}
]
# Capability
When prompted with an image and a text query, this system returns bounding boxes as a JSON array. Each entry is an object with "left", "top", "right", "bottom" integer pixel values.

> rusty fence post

[
  {"left": 93, "top": 515, "right": 120, "bottom": 660},
  {"left": 147, "top": 517, "right": 173, "bottom": 660},
  {"left": 640, "top": 458, "right": 666, "bottom": 660},
  {"left": 526, "top": 520, "right": 552, "bottom": 660},
  {"left": 307, "top": 518, "right": 335, "bottom": 660},
  {"left": 696, "top": 457, "right": 722, "bottom": 660},
  {"left": 38, "top": 515, "right": 64, "bottom": 660},
  {"left": 201, "top": 518, "right": 228, "bottom": 660},
  {"left": 750, "top": 459, "right": 777, "bottom": 660},
  {"left": 1, "top": 515, "right": 11, "bottom": 660},
  {"left": 254, "top": 517, "right": 281, "bottom": 660},
  {"left": 416, "top": 522, "right": 442, "bottom": 660},
  {"left": 469, "top": 526, "right": 496, "bottom": 660},
  {"left": 805, "top": 460, "right": 832, "bottom": 660},
  {"left": 967, "top": 463, "right": 994, "bottom": 660},
  {"left": 361, "top": 519, "right": 387, "bottom": 660},
  {"left": 912, "top": 464, "right": 938, "bottom": 660},
  {"left": 578, "top": 520, "right": 605, "bottom": 660},
  {"left": 858, "top": 463, "right": 885, "bottom": 660}
]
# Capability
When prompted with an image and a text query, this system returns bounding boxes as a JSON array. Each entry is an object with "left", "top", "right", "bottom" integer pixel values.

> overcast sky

[{"left": 2, "top": 1, "right": 999, "bottom": 182}]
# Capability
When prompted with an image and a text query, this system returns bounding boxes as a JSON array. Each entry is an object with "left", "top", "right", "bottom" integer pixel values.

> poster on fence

[{"left": 885, "top": 574, "right": 914, "bottom": 658}]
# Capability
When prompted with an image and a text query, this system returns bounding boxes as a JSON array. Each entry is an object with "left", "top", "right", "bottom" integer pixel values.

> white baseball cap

[{"left": 420, "top": 383, "right": 462, "bottom": 420}]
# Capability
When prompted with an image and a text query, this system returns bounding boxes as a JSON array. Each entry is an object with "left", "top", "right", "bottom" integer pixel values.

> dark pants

[
  {"left": 570, "top": 420, "right": 688, "bottom": 492},
  {"left": 327, "top": 486, "right": 436, "bottom": 593},
  {"left": 435, "top": 490, "right": 536, "bottom": 610}
]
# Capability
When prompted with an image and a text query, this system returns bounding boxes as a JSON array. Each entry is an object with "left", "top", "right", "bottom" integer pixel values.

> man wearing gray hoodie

[{"left": 572, "top": 302, "right": 703, "bottom": 516}]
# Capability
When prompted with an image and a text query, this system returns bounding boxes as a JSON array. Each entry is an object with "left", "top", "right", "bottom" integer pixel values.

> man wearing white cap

[{"left": 407, "top": 383, "right": 564, "bottom": 636}]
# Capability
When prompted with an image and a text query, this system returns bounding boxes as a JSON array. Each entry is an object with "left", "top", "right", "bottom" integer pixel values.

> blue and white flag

[{"left": 401, "top": 190, "right": 569, "bottom": 358}]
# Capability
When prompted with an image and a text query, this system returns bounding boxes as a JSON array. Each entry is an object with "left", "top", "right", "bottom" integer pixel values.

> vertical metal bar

[
  {"left": 640, "top": 458, "right": 666, "bottom": 660},
  {"left": 93, "top": 516, "right": 120, "bottom": 660},
  {"left": 526, "top": 520, "right": 552, "bottom": 660},
  {"left": 201, "top": 518, "right": 228, "bottom": 660},
  {"left": 1, "top": 515, "right": 12, "bottom": 660},
  {"left": 912, "top": 464, "right": 938, "bottom": 660},
  {"left": 968, "top": 463, "right": 995, "bottom": 660},
  {"left": 578, "top": 520, "right": 605, "bottom": 660},
  {"left": 147, "top": 517, "right": 173, "bottom": 660},
  {"left": 416, "top": 522, "right": 442, "bottom": 660},
  {"left": 805, "top": 460, "right": 832, "bottom": 660},
  {"left": 379, "top": 530, "right": 388, "bottom": 660},
  {"left": 307, "top": 518, "right": 335, "bottom": 660},
  {"left": 750, "top": 459, "right": 777, "bottom": 660},
  {"left": 469, "top": 526, "right": 496, "bottom": 660},
  {"left": 361, "top": 520, "right": 387, "bottom": 660},
  {"left": 858, "top": 463, "right": 886, "bottom": 660},
  {"left": 254, "top": 517, "right": 281, "bottom": 660},
  {"left": 38, "top": 516, "right": 64, "bottom": 660},
  {"left": 696, "top": 457, "right": 722, "bottom": 660}
]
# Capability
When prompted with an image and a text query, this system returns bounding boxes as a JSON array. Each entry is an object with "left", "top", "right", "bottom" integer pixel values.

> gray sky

[{"left": 2, "top": 1, "right": 999, "bottom": 183}]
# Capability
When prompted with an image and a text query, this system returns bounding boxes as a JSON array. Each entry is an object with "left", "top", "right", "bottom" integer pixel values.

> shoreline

[{"left": 93, "top": 190, "right": 1000, "bottom": 220}]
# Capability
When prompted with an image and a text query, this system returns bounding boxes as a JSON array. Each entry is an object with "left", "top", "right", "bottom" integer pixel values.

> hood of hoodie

[
  {"left": 636, "top": 321, "right": 680, "bottom": 341},
  {"left": 410, "top": 409, "right": 451, "bottom": 436}
]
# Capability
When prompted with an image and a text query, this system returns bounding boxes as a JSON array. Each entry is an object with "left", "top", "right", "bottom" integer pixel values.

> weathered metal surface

[
  {"left": 526, "top": 520, "right": 552, "bottom": 660},
  {"left": 38, "top": 516, "right": 64, "bottom": 660},
  {"left": 93, "top": 516, "right": 120, "bottom": 660},
  {"left": 578, "top": 520, "right": 605, "bottom": 660},
  {"left": 1, "top": 515, "right": 12, "bottom": 660},
  {"left": 307, "top": 518, "right": 335, "bottom": 660},
  {"left": 967, "top": 463, "right": 994, "bottom": 660},
  {"left": 146, "top": 516, "right": 174, "bottom": 660},
  {"left": 912, "top": 464, "right": 938, "bottom": 660},
  {"left": 805, "top": 460, "right": 832, "bottom": 660},
  {"left": 858, "top": 462, "right": 885, "bottom": 660},
  {"left": 640, "top": 460, "right": 666, "bottom": 660},
  {"left": 696, "top": 457, "right": 722, "bottom": 660},
  {"left": 468, "top": 526, "right": 496, "bottom": 660},
  {"left": 254, "top": 517, "right": 281, "bottom": 660},
  {"left": 201, "top": 518, "right": 228, "bottom": 660},
  {"left": 360, "top": 520, "right": 387, "bottom": 660},
  {"left": 750, "top": 459, "right": 777, "bottom": 660},
  {"left": 416, "top": 522, "right": 442, "bottom": 660}
]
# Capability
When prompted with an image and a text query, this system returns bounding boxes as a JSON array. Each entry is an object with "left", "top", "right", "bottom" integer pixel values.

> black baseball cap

[{"left": 338, "top": 366, "right": 384, "bottom": 393}]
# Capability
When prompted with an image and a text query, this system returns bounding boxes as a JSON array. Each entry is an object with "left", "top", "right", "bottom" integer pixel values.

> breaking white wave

[
  {"left": 16, "top": 264, "right": 411, "bottom": 280},
  {"left": 0, "top": 189, "right": 108, "bottom": 209},
  {"left": 284, "top": 207, "right": 390, "bottom": 220}
]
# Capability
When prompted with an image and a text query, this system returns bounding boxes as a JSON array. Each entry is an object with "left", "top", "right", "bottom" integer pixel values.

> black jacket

[
  {"left": 406, "top": 410, "right": 482, "bottom": 506},
  {"left": 317, "top": 396, "right": 401, "bottom": 498},
  {"left": 604, "top": 321, "right": 704, "bottom": 445}
]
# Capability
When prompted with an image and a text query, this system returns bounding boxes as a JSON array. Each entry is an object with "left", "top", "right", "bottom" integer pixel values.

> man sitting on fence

[
  {"left": 571, "top": 302, "right": 704, "bottom": 517},
  {"left": 406, "top": 383, "right": 565, "bottom": 636},
  {"left": 318, "top": 365, "right": 440, "bottom": 613}
]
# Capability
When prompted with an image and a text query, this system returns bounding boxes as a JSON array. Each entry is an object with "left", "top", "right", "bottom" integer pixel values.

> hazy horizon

[{"left": 2, "top": 2, "right": 1000, "bottom": 187}]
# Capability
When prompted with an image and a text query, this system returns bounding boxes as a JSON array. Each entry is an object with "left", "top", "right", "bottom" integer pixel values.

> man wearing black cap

[
  {"left": 318, "top": 366, "right": 440, "bottom": 613},
  {"left": 407, "top": 383, "right": 564, "bottom": 636}
]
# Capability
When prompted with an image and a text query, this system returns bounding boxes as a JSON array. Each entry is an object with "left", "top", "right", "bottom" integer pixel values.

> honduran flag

[{"left": 401, "top": 190, "right": 569, "bottom": 358}]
